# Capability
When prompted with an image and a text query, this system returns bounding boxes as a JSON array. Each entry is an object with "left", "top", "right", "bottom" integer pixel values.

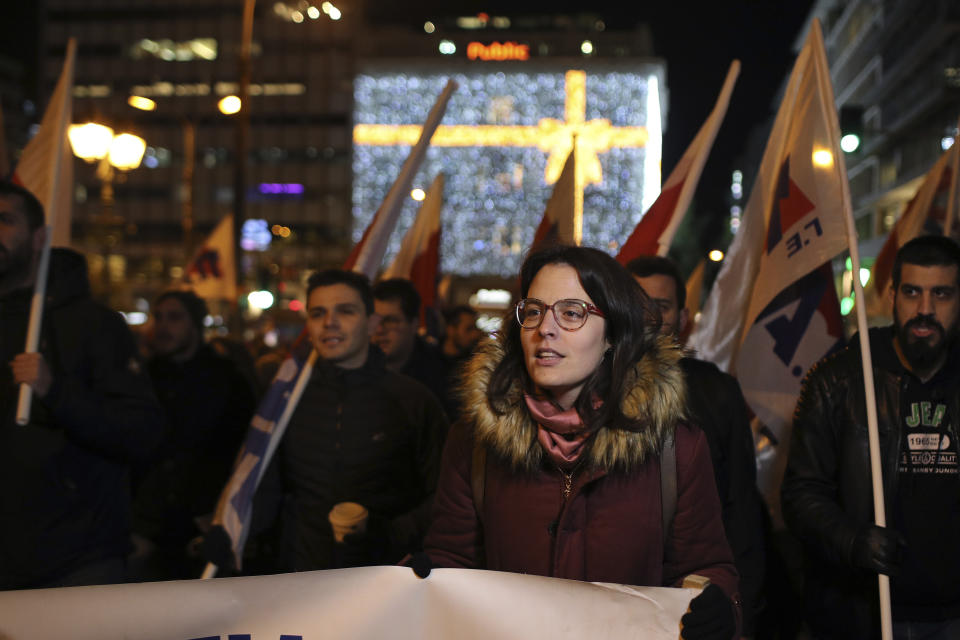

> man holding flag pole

[
  {"left": 0, "top": 39, "right": 163, "bottom": 590},
  {"left": 783, "top": 235, "right": 960, "bottom": 639}
]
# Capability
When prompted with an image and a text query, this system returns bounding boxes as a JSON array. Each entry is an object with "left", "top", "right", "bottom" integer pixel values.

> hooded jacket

[
  {"left": 0, "top": 249, "right": 162, "bottom": 588},
  {"left": 424, "top": 332, "right": 739, "bottom": 604}
]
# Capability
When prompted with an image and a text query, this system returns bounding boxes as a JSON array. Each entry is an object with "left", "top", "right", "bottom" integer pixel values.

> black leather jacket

[{"left": 782, "top": 326, "right": 960, "bottom": 638}]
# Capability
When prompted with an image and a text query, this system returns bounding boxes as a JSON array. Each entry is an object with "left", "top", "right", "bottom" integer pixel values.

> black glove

[
  {"left": 681, "top": 584, "right": 736, "bottom": 640},
  {"left": 200, "top": 524, "right": 237, "bottom": 573},
  {"left": 853, "top": 525, "right": 906, "bottom": 576},
  {"left": 403, "top": 551, "right": 433, "bottom": 579}
]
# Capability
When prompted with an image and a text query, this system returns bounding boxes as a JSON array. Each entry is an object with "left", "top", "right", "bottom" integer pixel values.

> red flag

[
  {"left": 530, "top": 149, "right": 576, "bottom": 251},
  {"left": 383, "top": 173, "right": 444, "bottom": 326},
  {"left": 617, "top": 61, "right": 739, "bottom": 262},
  {"left": 345, "top": 79, "right": 457, "bottom": 278},
  {"left": 865, "top": 134, "right": 959, "bottom": 317},
  {"left": 184, "top": 215, "right": 238, "bottom": 302}
]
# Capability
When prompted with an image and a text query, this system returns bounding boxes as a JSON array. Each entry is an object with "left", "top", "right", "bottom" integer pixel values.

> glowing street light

[
  {"left": 107, "top": 133, "right": 147, "bottom": 171},
  {"left": 67, "top": 122, "right": 115, "bottom": 161},
  {"left": 218, "top": 95, "right": 242, "bottom": 115},
  {"left": 812, "top": 148, "right": 834, "bottom": 168},
  {"left": 840, "top": 133, "right": 860, "bottom": 153},
  {"left": 708, "top": 249, "right": 724, "bottom": 262},
  {"left": 127, "top": 95, "right": 157, "bottom": 111}
]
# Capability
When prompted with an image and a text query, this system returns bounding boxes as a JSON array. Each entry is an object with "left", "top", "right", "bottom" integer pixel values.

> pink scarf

[{"left": 524, "top": 393, "right": 594, "bottom": 469}]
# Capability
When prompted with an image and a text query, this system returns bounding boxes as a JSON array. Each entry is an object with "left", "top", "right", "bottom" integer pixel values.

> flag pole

[
  {"left": 16, "top": 39, "right": 76, "bottom": 426},
  {"left": 811, "top": 19, "right": 892, "bottom": 639},
  {"left": 346, "top": 78, "right": 457, "bottom": 276},
  {"left": 942, "top": 115, "right": 960, "bottom": 238},
  {"left": 202, "top": 348, "right": 318, "bottom": 579}
]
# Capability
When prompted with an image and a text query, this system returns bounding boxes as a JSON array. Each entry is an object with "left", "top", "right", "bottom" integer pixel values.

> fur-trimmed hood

[{"left": 459, "top": 330, "right": 688, "bottom": 472}]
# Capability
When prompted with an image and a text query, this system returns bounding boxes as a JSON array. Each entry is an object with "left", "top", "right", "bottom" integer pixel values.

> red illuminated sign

[{"left": 467, "top": 41, "right": 530, "bottom": 61}]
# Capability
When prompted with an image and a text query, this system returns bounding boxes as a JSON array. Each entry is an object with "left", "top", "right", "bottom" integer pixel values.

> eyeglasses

[{"left": 515, "top": 298, "right": 605, "bottom": 331}]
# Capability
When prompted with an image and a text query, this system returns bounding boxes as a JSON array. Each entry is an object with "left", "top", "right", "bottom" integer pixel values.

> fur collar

[{"left": 459, "top": 331, "right": 687, "bottom": 472}]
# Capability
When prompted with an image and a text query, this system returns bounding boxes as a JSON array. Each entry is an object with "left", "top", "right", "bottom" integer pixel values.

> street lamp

[{"left": 67, "top": 121, "right": 146, "bottom": 302}]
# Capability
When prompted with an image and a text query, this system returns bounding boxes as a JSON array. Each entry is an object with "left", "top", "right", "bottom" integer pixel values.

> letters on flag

[
  {"left": 530, "top": 149, "right": 576, "bottom": 251},
  {"left": 689, "top": 22, "right": 851, "bottom": 524},
  {"left": 617, "top": 61, "right": 739, "bottom": 262},
  {"left": 383, "top": 173, "right": 444, "bottom": 328},
  {"left": 184, "top": 214, "right": 238, "bottom": 301}
]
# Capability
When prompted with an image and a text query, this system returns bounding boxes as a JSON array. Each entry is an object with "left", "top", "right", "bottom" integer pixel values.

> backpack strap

[
  {"left": 660, "top": 431, "right": 677, "bottom": 551},
  {"left": 471, "top": 440, "right": 487, "bottom": 522}
]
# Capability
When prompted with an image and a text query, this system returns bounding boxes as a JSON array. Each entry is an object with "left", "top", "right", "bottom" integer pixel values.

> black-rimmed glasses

[{"left": 515, "top": 298, "right": 605, "bottom": 331}]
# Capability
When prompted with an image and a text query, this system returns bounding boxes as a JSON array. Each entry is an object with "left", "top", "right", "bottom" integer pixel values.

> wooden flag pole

[{"left": 942, "top": 115, "right": 960, "bottom": 238}]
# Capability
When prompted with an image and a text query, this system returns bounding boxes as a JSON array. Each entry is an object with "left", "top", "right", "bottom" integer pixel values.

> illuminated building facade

[
  {"left": 353, "top": 64, "right": 664, "bottom": 276},
  {"left": 40, "top": 1, "right": 663, "bottom": 308}
]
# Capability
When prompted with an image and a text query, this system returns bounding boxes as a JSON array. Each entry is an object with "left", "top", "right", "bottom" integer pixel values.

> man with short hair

[
  {"left": 372, "top": 278, "right": 448, "bottom": 406},
  {"left": 783, "top": 235, "right": 960, "bottom": 639},
  {"left": 628, "top": 255, "right": 766, "bottom": 638},
  {"left": 0, "top": 181, "right": 162, "bottom": 589},
  {"left": 251, "top": 269, "right": 447, "bottom": 571},
  {"left": 129, "top": 290, "right": 255, "bottom": 580},
  {"left": 441, "top": 305, "right": 482, "bottom": 361}
]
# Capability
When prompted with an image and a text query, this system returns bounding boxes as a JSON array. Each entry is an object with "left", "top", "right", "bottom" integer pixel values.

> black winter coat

[
  {"left": 133, "top": 344, "right": 255, "bottom": 550},
  {"left": 0, "top": 249, "right": 163, "bottom": 588},
  {"left": 252, "top": 347, "right": 447, "bottom": 572}
]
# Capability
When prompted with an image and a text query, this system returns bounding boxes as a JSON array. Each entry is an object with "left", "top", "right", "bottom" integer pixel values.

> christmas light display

[{"left": 353, "top": 64, "right": 664, "bottom": 275}]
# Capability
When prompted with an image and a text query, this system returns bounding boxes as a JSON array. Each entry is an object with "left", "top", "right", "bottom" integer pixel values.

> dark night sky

[{"left": 1, "top": 1, "right": 815, "bottom": 249}]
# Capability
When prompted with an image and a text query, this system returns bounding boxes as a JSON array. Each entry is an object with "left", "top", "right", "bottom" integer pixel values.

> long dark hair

[{"left": 487, "top": 245, "right": 662, "bottom": 433}]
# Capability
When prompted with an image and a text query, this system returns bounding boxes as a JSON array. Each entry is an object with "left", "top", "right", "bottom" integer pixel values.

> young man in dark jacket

[
  {"left": 629, "top": 255, "right": 766, "bottom": 638},
  {"left": 251, "top": 269, "right": 448, "bottom": 572},
  {"left": 0, "top": 181, "right": 162, "bottom": 589},
  {"left": 129, "top": 290, "right": 255, "bottom": 580},
  {"left": 783, "top": 235, "right": 960, "bottom": 639}
]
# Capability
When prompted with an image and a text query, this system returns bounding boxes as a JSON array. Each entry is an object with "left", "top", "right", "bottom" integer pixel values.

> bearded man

[
  {"left": 782, "top": 235, "right": 960, "bottom": 639},
  {"left": 0, "top": 181, "right": 161, "bottom": 589}
]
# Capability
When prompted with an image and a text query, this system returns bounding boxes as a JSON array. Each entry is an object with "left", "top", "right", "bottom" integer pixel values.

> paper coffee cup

[{"left": 328, "top": 502, "right": 369, "bottom": 543}]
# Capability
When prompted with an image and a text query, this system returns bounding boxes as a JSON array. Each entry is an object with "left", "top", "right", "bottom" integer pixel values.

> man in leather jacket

[{"left": 782, "top": 235, "right": 960, "bottom": 639}]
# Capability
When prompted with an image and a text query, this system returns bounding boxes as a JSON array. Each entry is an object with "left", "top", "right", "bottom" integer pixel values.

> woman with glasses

[{"left": 423, "top": 245, "right": 740, "bottom": 639}]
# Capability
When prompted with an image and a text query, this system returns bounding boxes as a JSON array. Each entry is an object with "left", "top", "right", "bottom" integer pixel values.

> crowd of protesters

[{"left": 4, "top": 178, "right": 960, "bottom": 639}]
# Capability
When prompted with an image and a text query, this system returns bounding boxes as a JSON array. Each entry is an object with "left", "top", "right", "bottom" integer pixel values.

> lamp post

[{"left": 67, "top": 121, "right": 146, "bottom": 302}]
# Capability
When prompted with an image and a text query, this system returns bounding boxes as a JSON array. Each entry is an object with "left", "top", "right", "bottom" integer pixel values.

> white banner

[{"left": 0, "top": 567, "right": 697, "bottom": 639}]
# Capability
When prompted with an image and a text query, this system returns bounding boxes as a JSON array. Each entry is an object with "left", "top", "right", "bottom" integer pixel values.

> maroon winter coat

[{"left": 425, "top": 334, "right": 740, "bottom": 615}]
